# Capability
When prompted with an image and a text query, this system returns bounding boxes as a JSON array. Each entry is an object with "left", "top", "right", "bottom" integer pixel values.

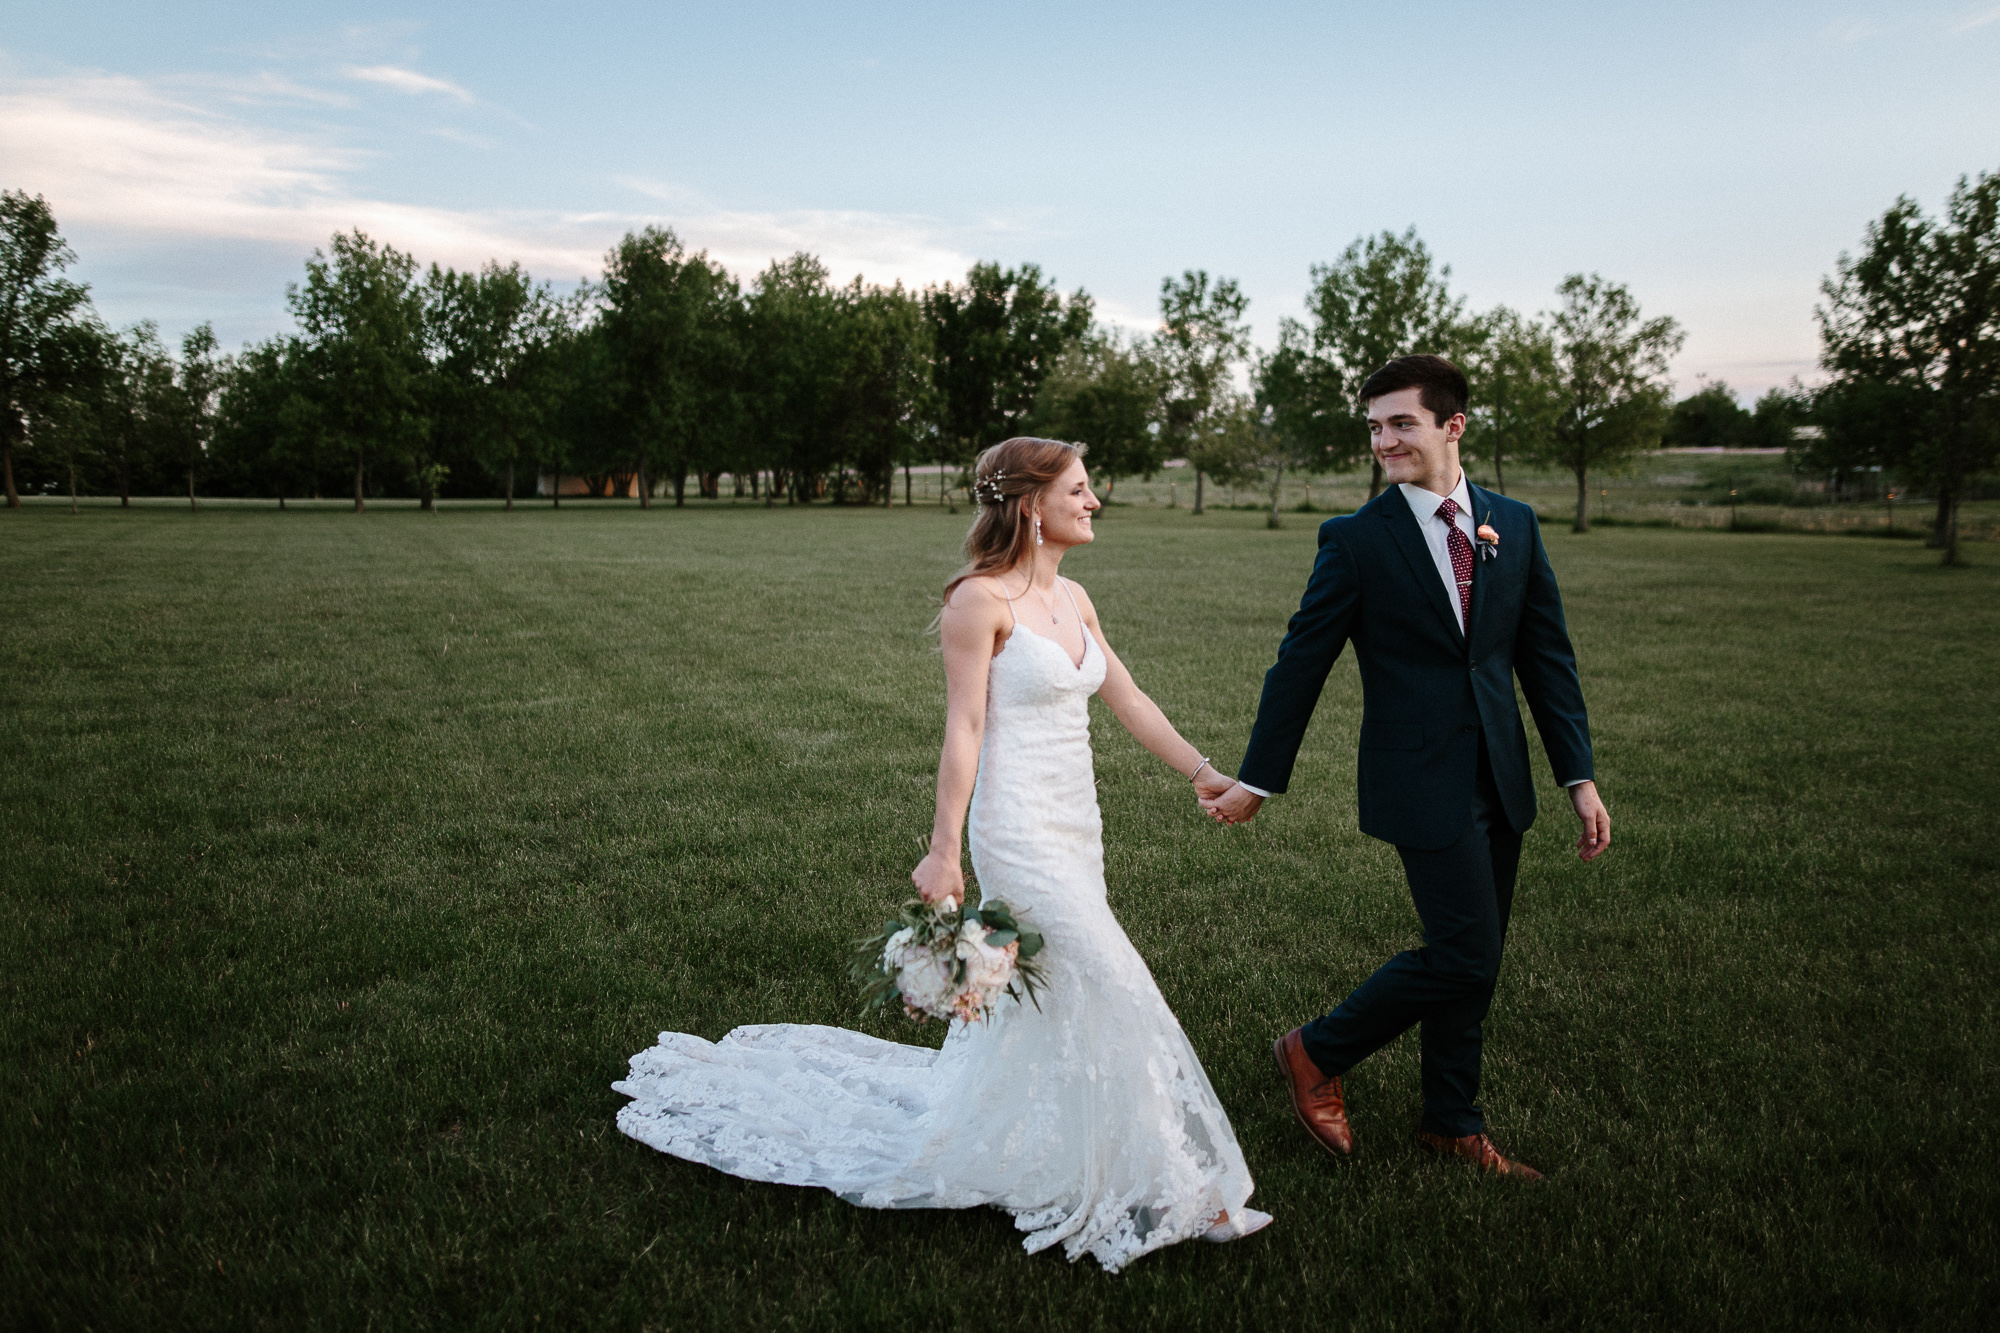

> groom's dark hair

[{"left": 1358, "top": 354, "right": 1469, "bottom": 425}]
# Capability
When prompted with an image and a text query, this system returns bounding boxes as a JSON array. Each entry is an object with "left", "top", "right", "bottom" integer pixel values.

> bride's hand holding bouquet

[{"left": 911, "top": 839, "right": 965, "bottom": 908}]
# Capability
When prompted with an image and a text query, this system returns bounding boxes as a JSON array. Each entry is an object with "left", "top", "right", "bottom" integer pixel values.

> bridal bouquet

[{"left": 851, "top": 897, "right": 1047, "bottom": 1024}]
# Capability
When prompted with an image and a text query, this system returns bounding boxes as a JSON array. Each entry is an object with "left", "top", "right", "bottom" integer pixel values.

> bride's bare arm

[
  {"left": 1067, "top": 582, "right": 1233, "bottom": 801},
  {"left": 912, "top": 582, "right": 1006, "bottom": 906}
]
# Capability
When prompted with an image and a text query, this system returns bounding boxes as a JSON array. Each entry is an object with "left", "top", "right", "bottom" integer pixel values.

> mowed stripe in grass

[{"left": 2, "top": 503, "right": 1995, "bottom": 1330}]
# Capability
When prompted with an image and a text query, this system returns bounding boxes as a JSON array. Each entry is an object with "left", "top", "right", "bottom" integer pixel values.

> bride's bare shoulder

[{"left": 942, "top": 575, "right": 1014, "bottom": 622}]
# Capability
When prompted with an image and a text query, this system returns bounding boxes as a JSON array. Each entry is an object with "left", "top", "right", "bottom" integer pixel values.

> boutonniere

[{"left": 1475, "top": 514, "right": 1500, "bottom": 562}]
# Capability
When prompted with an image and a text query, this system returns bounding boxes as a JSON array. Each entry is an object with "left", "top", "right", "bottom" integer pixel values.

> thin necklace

[{"left": 1013, "top": 569, "right": 1061, "bottom": 625}]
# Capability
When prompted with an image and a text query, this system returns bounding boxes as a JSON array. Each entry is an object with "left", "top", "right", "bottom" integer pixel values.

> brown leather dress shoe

[
  {"left": 1272, "top": 1028, "right": 1353, "bottom": 1155},
  {"left": 1416, "top": 1130, "right": 1543, "bottom": 1180}
]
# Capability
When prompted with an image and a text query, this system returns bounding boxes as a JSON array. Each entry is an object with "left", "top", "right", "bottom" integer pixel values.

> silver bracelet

[{"left": 1190, "top": 757, "right": 1213, "bottom": 783}]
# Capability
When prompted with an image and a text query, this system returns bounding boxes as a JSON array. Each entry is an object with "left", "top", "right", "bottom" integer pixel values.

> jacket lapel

[
  {"left": 1465, "top": 482, "right": 1496, "bottom": 649},
  {"left": 1376, "top": 484, "right": 1465, "bottom": 645}
]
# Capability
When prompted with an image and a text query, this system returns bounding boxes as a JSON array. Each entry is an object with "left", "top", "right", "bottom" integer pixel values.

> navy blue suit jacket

[{"left": 1238, "top": 483, "right": 1594, "bottom": 851}]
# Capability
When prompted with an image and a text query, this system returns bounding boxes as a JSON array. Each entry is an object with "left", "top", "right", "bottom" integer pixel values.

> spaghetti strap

[
  {"left": 998, "top": 575, "right": 1020, "bottom": 627},
  {"left": 1056, "top": 577, "right": 1084, "bottom": 624}
]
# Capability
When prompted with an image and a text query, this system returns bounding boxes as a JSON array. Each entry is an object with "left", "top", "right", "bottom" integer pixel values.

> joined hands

[{"left": 1194, "top": 768, "right": 1263, "bottom": 826}]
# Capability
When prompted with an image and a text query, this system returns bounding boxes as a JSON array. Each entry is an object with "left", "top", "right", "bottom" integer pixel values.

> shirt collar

[{"left": 1399, "top": 473, "right": 1472, "bottom": 521}]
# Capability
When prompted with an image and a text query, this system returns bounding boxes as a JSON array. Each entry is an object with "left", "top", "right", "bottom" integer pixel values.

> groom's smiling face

[{"left": 1367, "top": 387, "right": 1465, "bottom": 495}]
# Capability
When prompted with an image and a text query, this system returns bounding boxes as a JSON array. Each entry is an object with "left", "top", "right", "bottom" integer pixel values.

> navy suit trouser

[{"left": 1299, "top": 742, "right": 1524, "bottom": 1137}]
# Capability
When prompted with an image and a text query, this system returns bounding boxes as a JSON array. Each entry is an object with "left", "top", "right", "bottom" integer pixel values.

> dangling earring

[{"left": 1034, "top": 516, "right": 1043, "bottom": 546}]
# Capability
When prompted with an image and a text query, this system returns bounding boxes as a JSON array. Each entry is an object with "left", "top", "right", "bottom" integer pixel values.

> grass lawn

[{"left": 3, "top": 501, "right": 1996, "bottom": 1330}]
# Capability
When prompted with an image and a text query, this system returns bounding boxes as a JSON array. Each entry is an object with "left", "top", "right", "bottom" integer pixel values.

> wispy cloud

[
  {"left": 1832, "top": 6, "right": 2000, "bottom": 40},
  {"left": 680, "top": 207, "right": 977, "bottom": 288},
  {"left": 616, "top": 179, "right": 977, "bottom": 288},
  {"left": 1818, "top": 18, "right": 1882, "bottom": 44},
  {"left": 0, "top": 72, "right": 985, "bottom": 293},
  {"left": 180, "top": 70, "right": 354, "bottom": 108},
  {"left": 426, "top": 126, "right": 497, "bottom": 150},
  {"left": 342, "top": 64, "right": 474, "bottom": 102},
  {"left": 0, "top": 72, "right": 600, "bottom": 276}
]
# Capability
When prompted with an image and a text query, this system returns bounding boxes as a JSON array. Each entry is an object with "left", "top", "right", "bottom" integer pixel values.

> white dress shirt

[
  {"left": 1401, "top": 475, "right": 1478, "bottom": 635},
  {"left": 1232, "top": 473, "right": 1578, "bottom": 799}
]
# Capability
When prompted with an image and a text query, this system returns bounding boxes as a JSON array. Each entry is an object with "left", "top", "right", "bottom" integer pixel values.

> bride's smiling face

[{"left": 1033, "top": 460, "right": 1100, "bottom": 548}]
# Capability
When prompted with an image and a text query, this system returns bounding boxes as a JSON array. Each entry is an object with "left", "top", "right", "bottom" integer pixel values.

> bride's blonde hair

[{"left": 943, "top": 437, "right": 1088, "bottom": 606}]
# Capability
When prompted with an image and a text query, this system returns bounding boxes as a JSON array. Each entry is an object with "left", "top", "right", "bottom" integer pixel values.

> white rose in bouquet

[
  {"left": 957, "top": 923, "right": 1020, "bottom": 994},
  {"left": 894, "top": 947, "right": 958, "bottom": 1018},
  {"left": 880, "top": 927, "right": 916, "bottom": 968}
]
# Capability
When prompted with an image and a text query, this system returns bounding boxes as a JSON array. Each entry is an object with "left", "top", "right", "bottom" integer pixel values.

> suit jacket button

[{"left": 1461, "top": 724, "right": 1475, "bottom": 734}]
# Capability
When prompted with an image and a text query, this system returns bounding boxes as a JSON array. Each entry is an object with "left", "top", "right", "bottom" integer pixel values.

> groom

[{"left": 1203, "top": 354, "right": 1608, "bottom": 1178}]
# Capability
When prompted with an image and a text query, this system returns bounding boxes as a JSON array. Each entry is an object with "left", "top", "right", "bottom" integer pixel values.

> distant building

[{"left": 536, "top": 473, "right": 646, "bottom": 498}]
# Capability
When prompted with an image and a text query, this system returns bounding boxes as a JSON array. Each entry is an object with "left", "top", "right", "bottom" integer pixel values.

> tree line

[{"left": 4, "top": 173, "right": 1995, "bottom": 559}]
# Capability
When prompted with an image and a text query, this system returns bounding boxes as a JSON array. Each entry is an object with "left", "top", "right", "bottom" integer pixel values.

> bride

[{"left": 615, "top": 437, "right": 1269, "bottom": 1272}]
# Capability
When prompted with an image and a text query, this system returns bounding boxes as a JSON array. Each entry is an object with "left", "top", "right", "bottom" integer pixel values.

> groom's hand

[
  {"left": 1202, "top": 782, "right": 1264, "bottom": 826},
  {"left": 1568, "top": 780, "right": 1610, "bottom": 861}
]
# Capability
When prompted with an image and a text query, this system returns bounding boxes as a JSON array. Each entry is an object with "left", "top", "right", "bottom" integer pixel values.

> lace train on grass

[{"left": 616, "top": 623, "right": 1256, "bottom": 1272}]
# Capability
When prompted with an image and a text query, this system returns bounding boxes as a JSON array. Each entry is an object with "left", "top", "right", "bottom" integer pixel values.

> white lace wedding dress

[{"left": 615, "top": 607, "right": 1259, "bottom": 1272}]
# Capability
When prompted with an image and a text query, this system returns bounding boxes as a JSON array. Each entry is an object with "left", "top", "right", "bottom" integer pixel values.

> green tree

[
  {"left": 1544, "top": 273, "right": 1684, "bottom": 533},
  {"left": 420, "top": 265, "right": 484, "bottom": 508},
  {"left": 1285, "top": 228, "right": 1478, "bottom": 499},
  {"left": 1748, "top": 383, "right": 1812, "bottom": 455},
  {"left": 1800, "top": 380, "right": 1915, "bottom": 506},
  {"left": 924, "top": 262, "right": 1092, "bottom": 474},
  {"left": 1661, "top": 378, "right": 1750, "bottom": 452},
  {"left": 2, "top": 191, "right": 97, "bottom": 508},
  {"left": 23, "top": 319, "right": 112, "bottom": 513},
  {"left": 425, "top": 261, "right": 568, "bottom": 509},
  {"left": 834, "top": 278, "right": 933, "bottom": 506},
  {"left": 101, "top": 323, "right": 176, "bottom": 507},
  {"left": 1030, "top": 332, "right": 1163, "bottom": 503},
  {"left": 1181, "top": 391, "right": 1266, "bottom": 517},
  {"left": 1818, "top": 170, "right": 2000, "bottom": 564},
  {"left": 599, "top": 227, "right": 744, "bottom": 508},
  {"left": 709, "top": 293, "right": 762, "bottom": 501},
  {"left": 544, "top": 318, "right": 616, "bottom": 508},
  {"left": 1250, "top": 344, "right": 1342, "bottom": 527},
  {"left": 162, "top": 324, "right": 224, "bottom": 510},
  {"left": 289, "top": 232, "right": 428, "bottom": 512},
  {"left": 1255, "top": 324, "right": 1349, "bottom": 496},
  {"left": 675, "top": 260, "right": 745, "bottom": 505},
  {"left": 1461, "top": 307, "right": 1561, "bottom": 495},
  {"left": 493, "top": 280, "right": 574, "bottom": 508},
  {"left": 1156, "top": 270, "right": 1251, "bottom": 515},
  {"left": 747, "top": 254, "right": 843, "bottom": 503},
  {"left": 213, "top": 337, "right": 324, "bottom": 507}
]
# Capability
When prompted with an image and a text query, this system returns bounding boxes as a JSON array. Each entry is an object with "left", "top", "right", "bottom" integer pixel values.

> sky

[{"left": 4, "top": 1, "right": 1999, "bottom": 401}]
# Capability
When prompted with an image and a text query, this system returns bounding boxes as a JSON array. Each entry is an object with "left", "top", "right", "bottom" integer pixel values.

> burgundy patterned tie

[{"left": 1438, "top": 497, "right": 1474, "bottom": 628}]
